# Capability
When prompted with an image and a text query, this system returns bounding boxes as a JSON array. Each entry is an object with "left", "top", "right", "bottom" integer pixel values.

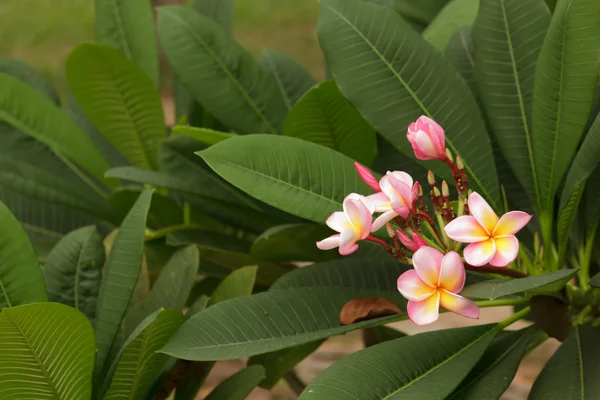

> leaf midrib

[
  {"left": 263, "top": 54, "right": 293, "bottom": 110},
  {"left": 109, "top": 0, "right": 133, "bottom": 60},
  {"left": 323, "top": 1, "right": 498, "bottom": 208},
  {"left": 164, "top": 10, "right": 278, "bottom": 134}
]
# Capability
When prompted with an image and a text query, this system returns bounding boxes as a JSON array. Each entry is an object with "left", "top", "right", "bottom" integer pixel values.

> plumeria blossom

[
  {"left": 316, "top": 193, "right": 374, "bottom": 255},
  {"left": 367, "top": 171, "right": 415, "bottom": 232},
  {"left": 397, "top": 247, "right": 479, "bottom": 325},
  {"left": 406, "top": 116, "right": 446, "bottom": 161},
  {"left": 445, "top": 192, "right": 532, "bottom": 267},
  {"left": 397, "top": 231, "right": 426, "bottom": 253},
  {"left": 354, "top": 162, "right": 381, "bottom": 192}
]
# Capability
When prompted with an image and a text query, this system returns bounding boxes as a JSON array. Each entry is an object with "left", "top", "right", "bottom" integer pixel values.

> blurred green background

[{"left": 0, "top": 0, "right": 324, "bottom": 94}]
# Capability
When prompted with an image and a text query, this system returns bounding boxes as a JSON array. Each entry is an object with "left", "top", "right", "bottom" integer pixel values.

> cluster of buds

[{"left": 317, "top": 116, "right": 532, "bottom": 325}]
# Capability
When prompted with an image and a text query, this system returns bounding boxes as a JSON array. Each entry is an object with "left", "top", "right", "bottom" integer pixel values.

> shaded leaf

[
  {"left": 530, "top": 295, "right": 571, "bottom": 342},
  {"left": 191, "top": 0, "right": 235, "bottom": 34},
  {"left": 422, "top": 0, "right": 479, "bottom": 50},
  {"left": 362, "top": 326, "right": 406, "bottom": 348},
  {"left": 205, "top": 365, "right": 266, "bottom": 400},
  {"left": 165, "top": 228, "right": 251, "bottom": 253},
  {"left": 209, "top": 265, "right": 258, "bottom": 306},
  {"left": 340, "top": 297, "right": 402, "bottom": 324},
  {"left": 171, "top": 126, "right": 235, "bottom": 146},
  {"left": 0, "top": 57, "right": 59, "bottom": 103}
]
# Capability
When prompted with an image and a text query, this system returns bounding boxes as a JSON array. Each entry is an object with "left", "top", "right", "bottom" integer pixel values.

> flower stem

[
  {"left": 475, "top": 297, "right": 530, "bottom": 308},
  {"left": 418, "top": 210, "right": 446, "bottom": 249},
  {"left": 496, "top": 306, "right": 531, "bottom": 329},
  {"left": 464, "top": 263, "right": 528, "bottom": 279}
]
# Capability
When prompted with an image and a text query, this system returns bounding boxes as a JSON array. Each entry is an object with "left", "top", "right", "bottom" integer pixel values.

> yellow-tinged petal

[
  {"left": 407, "top": 291, "right": 440, "bottom": 325},
  {"left": 463, "top": 239, "right": 496, "bottom": 266},
  {"left": 490, "top": 236, "right": 519, "bottom": 267},
  {"left": 412, "top": 246, "right": 444, "bottom": 287},
  {"left": 438, "top": 252, "right": 465, "bottom": 293},
  {"left": 468, "top": 192, "right": 499, "bottom": 234},
  {"left": 397, "top": 270, "right": 436, "bottom": 301},
  {"left": 444, "top": 216, "right": 489, "bottom": 243},
  {"left": 493, "top": 211, "right": 532, "bottom": 236},
  {"left": 439, "top": 290, "right": 479, "bottom": 319}
]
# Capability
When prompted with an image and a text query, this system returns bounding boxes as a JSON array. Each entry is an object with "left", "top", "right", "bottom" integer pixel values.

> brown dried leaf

[{"left": 340, "top": 297, "right": 402, "bottom": 325}]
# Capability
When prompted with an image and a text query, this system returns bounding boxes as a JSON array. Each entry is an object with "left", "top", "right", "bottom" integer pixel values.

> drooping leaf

[
  {"left": 161, "top": 287, "right": 406, "bottom": 361},
  {"left": 0, "top": 200, "right": 47, "bottom": 308},
  {"left": 67, "top": 43, "right": 166, "bottom": 170},
  {"left": 199, "top": 134, "right": 370, "bottom": 223},
  {"left": 530, "top": 325, "right": 600, "bottom": 399},
  {"left": 171, "top": 126, "right": 235, "bottom": 146},
  {"left": 158, "top": 6, "right": 288, "bottom": 134},
  {"left": 94, "top": 190, "right": 154, "bottom": 382},
  {"left": 447, "top": 327, "right": 537, "bottom": 400},
  {"left": 43, "top": 226, "right": 105, "bottom": 322},
  {"left": 422, "top": 0, "right": 479, "bottom": 50},
  {"left": 204, "top": 365, "right": 266, "bottom": 400},
  {"left": 283, "top": 81, "right": 377, "bottom": 166},
  {"left": 0, "top": 303, "right": 95, "bottom": 400},
  {"left": 248, "top": 341, "right": 323, "bottom": 389},
  {"left": 532, "top": 0, "right": 600, "bottom": 208},
  {"left": 318, "top": 0, "right": 501, "bottom": 207},
  {"left": 95, "top": 0, "right": 159, "bottom": 86},
  {"left": 0, "top": 57, "right": 59, "bottom": 103},
  {"left": 461, "top": 269, "right": 577, "bottom": 300},
  {"left": 103, "top": 309, "right": 184, "bottom": 400},
  {"left": 0, "top": 73, "right": 112, "bottom": 183},
  {"left": 473, "top": 0, "right": 550, "bottom": 207},
  {"left": 209, "top": 265, "right": 258, "bottom": 306},
  {"left": 259, "top": 50, "right": 317, "bottom": 110},
  {"left": 299, "top": 324, "right": 497, "bottom": 400}
]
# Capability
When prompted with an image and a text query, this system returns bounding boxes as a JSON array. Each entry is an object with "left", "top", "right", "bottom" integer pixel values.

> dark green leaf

[
  {"left": 44, "top": 226, "right": 105, "bottom": 322},
  {"left": 422, "top": 0, "right": 479, "bottom": 50},
  {"left": 209, "top": 265, "right": 258, "bottom": 306},
  {"left": 445, "top": 27, "right": 476, "bottom": 93},
  {"left": 171, "top": 126, "right": 235, "bottom": 146},
  {"left": 394, "top": 0, "right": 450, "bottom": 27},
  {"left": 165, "top": 228, "right": 251, "bottom": 253},
  {"left": 362, "top": 326, "right": 406, "bottom": 347},
  {"left": 191, "top": 0, "right": 235, "bottom": 34},
  {"left": 0, "top": 57, "right": 59, "bottom": 103},
  {"left": 205, "top": 365, "right": 266, "bottom": 400}
]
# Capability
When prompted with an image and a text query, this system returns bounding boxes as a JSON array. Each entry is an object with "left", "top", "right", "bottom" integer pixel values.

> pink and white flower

[
  {"left": 407, "top": 116, "right": 446, "bottom": 161},
  {"left": 316, "top": 193, "right": 374, "bottom": 256},
  {"left": 354, "top": 162, "right": 381, "bottom": 192},
  {"left": 444, "top": 192, "right": 532, "bottom": 267},
  {"left": 397, "top": 247, "right": 479, "bottom": 325},
  {"left": 397, "top": 231, "right": 426, "bottom": 253},
  {"left": 367, "top": 171, "right": 415, "bottom": 232}
]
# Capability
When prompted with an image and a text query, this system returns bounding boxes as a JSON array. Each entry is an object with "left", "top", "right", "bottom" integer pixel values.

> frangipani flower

[
  {"left": 444, "top": 192, "right": 532, "bottom": 267},
  {"left": 317, "top": 193, "right": 374, "bottom": 255},
  {"left": 368, "top": 171, "right": 415, "bottom": 232},
  {"left": 407, "top": 116, "right": 446, "bottom": 161},
  {"left": 354, "top": 162, "right": 381, "bottom": 192},
  {"left": 397, "top": 231, "right": 426, "bottom": 253},
  {"left": 397, "top": 247, "right": 479, "bottom": 325}
]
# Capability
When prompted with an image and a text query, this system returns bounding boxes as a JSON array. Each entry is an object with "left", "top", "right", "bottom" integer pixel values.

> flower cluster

[{"left": 317, "top": 116, "right": 532, "bottom": 325}]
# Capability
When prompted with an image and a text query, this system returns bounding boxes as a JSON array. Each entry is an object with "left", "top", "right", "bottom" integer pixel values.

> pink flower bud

[
  {"left": 407, "top": 116, "right": 446, "bottom": 161},
  {"left": 396, "top": 231, "right": 426, "bottom": 253},
  {"left": 354, "top": 162, "right": 380, "bottom": 192}
]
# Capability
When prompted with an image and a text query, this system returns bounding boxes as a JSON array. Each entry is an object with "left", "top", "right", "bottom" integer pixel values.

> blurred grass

[{"left": 0, "top": 0, "right": 322, "bottom": 95}]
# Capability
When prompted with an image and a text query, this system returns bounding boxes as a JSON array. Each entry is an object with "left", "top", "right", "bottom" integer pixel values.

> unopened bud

[
  {"left": 445, "top": 148, "right": 453, "bottom": 162},
  {"left": 427, "top": 171, "right": 436, "bottom": 186},
  {"left": 433, "top": 187, "right": 441, "bottom": 197},
  {"left": 386, "top": 223, "right": 395, "bottom": 238},
  {"left": 456, "top": 156, "right": 464, "bottom": 170},
  {"left": 441, "top": 181, "right": 449, "bottom": 198}
]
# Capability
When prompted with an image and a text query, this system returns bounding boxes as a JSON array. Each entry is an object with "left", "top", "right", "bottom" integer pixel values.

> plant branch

[
  {"left": 475, "top": 297, "right": 530, "bottom": 308},
  {"left": 496, "top": 306, "right": 531, "bottom": 330},
  {"left": 418, "top": 210, "right": 446, "bottom": 249},
  {"left": 464, "top": 263, "right": 528, "bottom": 279}
]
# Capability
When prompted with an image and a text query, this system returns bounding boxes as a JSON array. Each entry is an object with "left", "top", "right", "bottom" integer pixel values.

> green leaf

[
  {"left": 191, "top": 0, "right": 235, "bottom": 34},
  {"left": 422, "top": 0, "right": 479, "bottom": 50},
  {"left": 126, "top": 246, "right": 199, "bottom": 330},
  {"left": 318, "top": 0, "right": 500, "bottom": 207},
  {"left": 165, "top": 228, "right": 251, "bottom": 253},
  {"left": 67, "top": 43, "right": 166, "bottom": 170},
  {"left": 590, "top": 271, "right": 600, "bottom": 288},
  {"left": 0, "top": 200, "right": 47, "bottom": 308},
  {"left": 251, "top": 223, "right": 341, "bottom": 262},
  {"left": 445, "top": 27, "right": 476, "bottom": 93},
  {"left": 205, "top": 365, "right": 266, "bottom": 400},
  {"left": 557, "top": 183, "right": 585, "bottom": 262},
  {"left": 43, "top": 226, "right": 105, "bottom": 322},
  {"left": 209, "top": 266, "right": 258, "bottom": 306},
  {"left": 0, "top": 303, "right": 95, "bottom": 400},
  {"left": 447, "top": 327, "right": 536, "bottom": 400},
  {"left": 0, "top": 73, "right": 112, "bottom": 184},
  {"left": 299, "top": 324, "right": 497, "bottom": 400},
  {"left": 259, "top": 50, "right": 317, "bottom": 110},
  {"left": 248, "top": 340, "right": 322, "bottom": 389},
  {"left": 461, "top": 269, "right": 577, "bottom": 300},
  {"left": 171, "top": 126, "right": 235, "bottom": 146},
  {"left": 0, "top": 57, "right": 59, "bottom": 103},
  {"left": 199, "top": 134, "right": 370, "bottom": 223},
  {"left": 394, "top": 0, "right": 450, "bottom": 27},
  {"left": 157, "top": 6, "right": 288, "bottom": 134},
  {"left": 94, "top": 190, "right": 154, "bottom": 382},
  {"left": 363, "top": 326, "right": 406, "bottom": 347},
  {"left": 473, "top": 0, "right": 550, "bottom": 207},
  {"left": 95, "top": 0, "right": 159, "bottom": 86},
  {"left": 530, "top": 325, "right": 600, "bottom": 399},
  {"left": 532, "top": 0, "right": 600, "bottom": 208},
  {"left": 283, "top": 80, "right": 377, "bottom": 166},
  {"left": 161, "top": 287, "right": 405, "bottom": 361},
  {"left": 103, "top": 309, "right": 184, "bottom": 400}
]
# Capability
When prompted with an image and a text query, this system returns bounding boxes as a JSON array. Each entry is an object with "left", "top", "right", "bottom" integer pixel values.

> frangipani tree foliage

[{"left": 0, "top": 0, "right": 600, "bottom": 398}]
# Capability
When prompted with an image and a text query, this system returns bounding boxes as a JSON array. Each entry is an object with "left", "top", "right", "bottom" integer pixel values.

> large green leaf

[
  {"left": 532, "top": 0, "right": 600, "bottom": 208},
  {"left": 157, "top": 6, "right": 288, "bottom": 134},
  {"left": 473, "top": 0, "right": 550, "bottom": 207},
  {"left": 447, "top": 327, "right": 536, "bottom": 400},
  {"left": 199, "top": 134, "right": 371, "bottom": 223},
  {"left": 67, "top": 43, "right": 166, "bottom": 170},
  {"left": 103, "top": 309, "right": 184, "bottom": 400},
  {"left": 0, "top": 200, "right": 47, "bottom": 308},
  {"left": 422, "top": 0, "right": 479, "bottom": 50},
  {"left": 530, "top": 325, "right": 600, "bottom": 399},
  {"left": 394, "top": 0, "right": 450, "bottom": 27},
  {"left": 259, "top": 50, "right": 317, "bottom": 110},
  {"left": 283, "top": 80, "right": 377, "bottom": 166},
  {"left": 299, "top": 324, "right": 497, "bottom": 400},
  {"left": 95, "top": 0, "right": 159, "bottom": 86},
  {"left": 445, "top": 27, "right": 476, "bottom": 93},
  {"left": 0, "top": 57, "right": 59, "bottom": 103},
  {"left": 460, "top": 269, "right": 577, "bottom": 300},
  {"left": 161, "top": 286, "right": 406, "bottom": 361},
  {"left": 209, "top": 265, "right": 258, "bottom": 306},
  {"left": 205, "top": 365, "right": 266, "bottom": 400},
  {"left": 94, "top": 190, "right": 154, "bottom": 382},
  {"left": 191, "top": 0, "right": 235, "bottom": 34},
  {"left": 318, "top": 0, "right": 501, "bottom": 207},
  {"left": 43, "top": 226, "right": 105, "bottom": 322},
  {"left": 0, "top": 303, "right": 95, "bottom": 400},
  {"left": 0, "top": 73, "right": 111, "bottom": 183}
]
